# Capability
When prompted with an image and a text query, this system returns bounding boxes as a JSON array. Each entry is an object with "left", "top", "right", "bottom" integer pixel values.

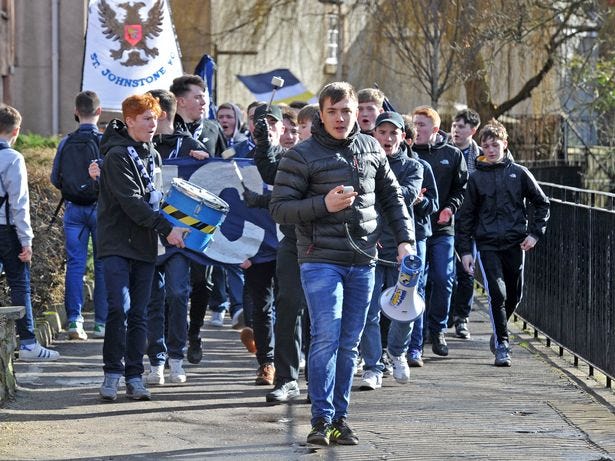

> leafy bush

[{"left": 14, "top": 133, "right": 61, "bottom": 150}]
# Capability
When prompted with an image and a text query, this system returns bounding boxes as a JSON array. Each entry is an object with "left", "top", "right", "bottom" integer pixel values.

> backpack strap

[{"left": 0, "top": 144, "right": 10, "bottom": 224}]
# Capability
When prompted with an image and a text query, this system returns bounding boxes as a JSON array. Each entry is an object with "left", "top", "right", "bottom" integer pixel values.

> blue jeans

[
  {"left": 102, "top": 256, "right": 154, "bottom": 380},
  {"left": 63, "top": 202, "right": 107, "bottom": 324},
  {"left": 147, "top": 253, "right": 191, "bottom": 364},
  {"left": 423, "top": 234, "right": 455, "bottom": 336},
  {"left": 360, "top": 264, "right": 399, "bottom": 373},
  {"left": 388, "top": 239, "right": 427, "bottom": 356},
  {"left": 0, "top": 225, "right": 35, "bottom": 344},
  {"left": 301, "top": 262, "right": 375, "bottom": 425},
  {"left": 209, "top": 264, "right": 244, "bottom": 316}
]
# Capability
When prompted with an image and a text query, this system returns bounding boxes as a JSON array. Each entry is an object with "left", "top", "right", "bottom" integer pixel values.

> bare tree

[{"left": 361, "top": 0, "right": 604, "bottom": 120}]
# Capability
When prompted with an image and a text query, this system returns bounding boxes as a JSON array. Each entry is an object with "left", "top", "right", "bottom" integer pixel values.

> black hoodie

[
  {"left": 97, "top": 119, "right": 173, "bottom": 263},
  {"left": 412, "top": 130, "right": 468, "bottom": 237},
  {"left": 456, "top": 152, "right": 549, "bottom": 255}
]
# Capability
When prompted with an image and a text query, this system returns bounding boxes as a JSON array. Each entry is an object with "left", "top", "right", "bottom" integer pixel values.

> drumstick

[{"left": 232, "top": 160, "right": 246, "bottom": 190}]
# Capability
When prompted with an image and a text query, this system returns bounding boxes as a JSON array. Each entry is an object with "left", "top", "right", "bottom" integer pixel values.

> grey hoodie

[{"left": 0, "top": 139, "right": 33, "bottom": 247}]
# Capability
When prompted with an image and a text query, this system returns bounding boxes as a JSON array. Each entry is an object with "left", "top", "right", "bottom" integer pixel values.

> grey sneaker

[
  {"left": 266, "top": 380, "right": 300, "bottom": 402},
  {"left": 454, "top": 319, "right": 471, "bottom": 339},
  {"left": 126, "top": 378, "right": 151, "bottom": 400},
  {"left": 494, "top": 341, "right": 512, "bottom": 367},
  {"left": 99, "top": 375, "right": 120, "bottom": 401}
]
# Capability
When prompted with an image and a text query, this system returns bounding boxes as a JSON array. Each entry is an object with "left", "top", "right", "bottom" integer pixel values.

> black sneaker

[
  {"left": 266, "top": 380, "right": 300, "bottom": 403},
  {"left": 187, "top": 339, "right": 203, "bottom": 364},
  {"left": 380, "top": 350, "right": 394, "bottom": 377},
  {"left": 330, "top": 418, "right": 359, "bottom": 445},
  {"left": 431, "top": 332, "right": 449, "bottom": 356},
  {"left": 307, "top": 419, "right": 332, "bottom": 446}
]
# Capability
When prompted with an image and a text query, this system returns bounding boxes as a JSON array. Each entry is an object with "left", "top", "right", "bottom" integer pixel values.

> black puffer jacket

[
  {"left": 456, "top": 152, "right": 550, "bottom": 254},
  {"left": 97, "top": 119, "right": 173, "bottom": 263},
  {"left": 269, "top": 116, "right": 414, "bottom": 266}
]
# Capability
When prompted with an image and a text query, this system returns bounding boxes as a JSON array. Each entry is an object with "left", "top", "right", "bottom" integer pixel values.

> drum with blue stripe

[{"left": 161, "top": 178, "right": 229, "bottom": 252}]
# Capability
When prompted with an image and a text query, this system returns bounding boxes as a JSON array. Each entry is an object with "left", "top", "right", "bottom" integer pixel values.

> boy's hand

[
  {"left": 166, "top": 227, "right": 187, "bottom": 248},
  {"left": 253, "top": 118, "right": 270, "bottom": 148},
  {"left": 520, "top": 235, "right": 538, "bottom": 251},
  {"left": 189, "top": 150, "right": 209, "bottom": 160},
  {"left": 437, "top": 207, "right": 453, "bottom": 225},
  {"left": 413, "top": 187, "right": 426, "bottom": 205},
  {"left": 19, "top": 246, "right": 32, "bottom": 263},
  {"left": 396, "top": 242, "right": 416, "bottom": 263},
  {"left": 462, "top": 254, "right": 474, "bottom": 274},
  {"left": 325, "top": 185, "right": 357, "bottom": 212}
]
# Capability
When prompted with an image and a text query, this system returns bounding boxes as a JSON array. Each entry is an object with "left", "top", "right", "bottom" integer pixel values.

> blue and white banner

[
  {"left": 160, "top": 157, "right": 281, "bottom": 267},
  {"left": 83, "top": 0, "right": 184, "bottom": 111},
  {"left": 237, "top": 68, "right": 317, "bottom": 105}
]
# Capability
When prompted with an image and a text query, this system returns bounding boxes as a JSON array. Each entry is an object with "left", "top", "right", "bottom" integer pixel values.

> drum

[
  {"left": 161, "top": 178, "right": 229, "bottom": 252},
  {"left": 380, "top": 254, "right": 425, "bottom": 323}
]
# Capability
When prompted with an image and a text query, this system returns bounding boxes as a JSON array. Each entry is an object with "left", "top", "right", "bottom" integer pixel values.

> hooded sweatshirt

[
  {"left": 218, "top": 103, "right": 248, "bottom": 147},
  {"left": 412, "top": 130, "right": 468, "bottom": 237},
  {"left": 456, "top": 151, "right": 550, "bottom": 255},
  {"left": 97, "top": 119, "right": 172, "bottom": 263}
]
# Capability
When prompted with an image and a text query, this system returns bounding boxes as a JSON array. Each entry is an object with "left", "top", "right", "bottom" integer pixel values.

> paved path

[{"left": 1, "top": 297, "right": 615, "bottom": 460}]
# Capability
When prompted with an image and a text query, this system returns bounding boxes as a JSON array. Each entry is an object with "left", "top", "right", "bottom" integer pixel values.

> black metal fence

[{"left": 521, "top": 182, "right": 615, "bottom": 380}]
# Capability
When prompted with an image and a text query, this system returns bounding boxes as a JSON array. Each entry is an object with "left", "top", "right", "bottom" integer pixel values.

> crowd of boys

[{"left": 2, "top": 75, "right": 549, "bottom": 446}]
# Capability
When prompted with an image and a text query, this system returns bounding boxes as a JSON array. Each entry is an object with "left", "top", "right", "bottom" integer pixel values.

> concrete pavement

[{"left": 1, "top": 297, "right": 614, "bottom": 460}]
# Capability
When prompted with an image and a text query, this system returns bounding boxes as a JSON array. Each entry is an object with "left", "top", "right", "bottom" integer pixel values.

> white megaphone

[{"left": 380, "top": 254, "right": 425, "bottom": 323}]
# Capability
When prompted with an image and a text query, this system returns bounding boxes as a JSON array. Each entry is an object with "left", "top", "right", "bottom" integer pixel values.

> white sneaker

[
  {"left": 390, "top": 351, "right": 410, "bottom": 384},
  {"left": 169, "top": 358, "right": 187, "bottom": 383},
  {"left": 67, "top": 321, "right": 87, "bottom": 340},
  {"left": 299, "top": 352, "right": 306, "bottom": 371},
  {"left": 19, "top": 343, "right": 60, "bottom": 362},
  {"left": 207, "top": 311, "right": 225, "bottom": 327},
  {"left": 146, "top": 365, "right": 165, "bottom": 385},
  {"left": 359, "top": 369, "right": 382, "bottom": 390}
]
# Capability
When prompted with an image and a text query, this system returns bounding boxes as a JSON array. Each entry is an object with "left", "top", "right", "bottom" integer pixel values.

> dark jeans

[
  {"left": 209, "top": 264, "right": 244, "bottom": 316},
  {"left": 102, "top": 255, "right": 155, "bottom": 380},
  {"left": 245, "top": 259, "right": 276, "bottom": 366},
  {"left": 477, "top": 247, "right": 524, "bottom": 347},
  {"left": 273, "top": 237, "right": 307, "bottom": 382},
  {"left": 451, "top": 243, "right": 476, "bottom": 321},
  {"left": 188, "top": 262, "right": 213, "bottom": 341},
  {"left": 0, "top": 225, "right": 35, "bottom": 344},
  {"left": 147, "top": 253, "right": 191, "bottom": 364}
]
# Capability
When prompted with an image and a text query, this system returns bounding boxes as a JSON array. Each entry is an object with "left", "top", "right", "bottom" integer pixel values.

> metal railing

[{"left": 520, "top": 182, "right": 615, "bottom": 384}]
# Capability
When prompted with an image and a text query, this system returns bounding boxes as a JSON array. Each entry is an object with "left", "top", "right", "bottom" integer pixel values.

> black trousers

[
  {"left": 477, "top": 247, "right": 524, "bottom": 344},
  {"left": 273, "top": 237, "right": 308, "bottom": 383},
  {"left": 188, "top": 262, "right": 213, "bottom": 341},
  {"left": 245, "top": 259, "right": 276, "bottom": 366}
]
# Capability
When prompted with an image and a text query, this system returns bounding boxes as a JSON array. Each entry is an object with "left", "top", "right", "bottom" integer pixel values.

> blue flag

[
  {"left": 237, "top": 68, "right": 317, "bottom": 104},
  {"left": 194, "top": 54, "right": 218, "bottom": 120}
]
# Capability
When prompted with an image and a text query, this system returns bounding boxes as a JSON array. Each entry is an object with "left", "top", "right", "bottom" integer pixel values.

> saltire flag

[
  {"left": 82, "top": 0, "right": 184, "bottom": 111},
  {"left": 237, "top": 68, "right": 317, "bottom": 105},
  {"left": 158, "top": 157, "right": 281, "bottom": 267},
  {"left": 194, "top": 54, "right": 218, "bottom": 120}
]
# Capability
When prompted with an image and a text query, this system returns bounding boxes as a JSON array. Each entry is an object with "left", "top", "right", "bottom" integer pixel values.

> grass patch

[{"left": 14, "top": 132, "right": 61, "bottom": 150}]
